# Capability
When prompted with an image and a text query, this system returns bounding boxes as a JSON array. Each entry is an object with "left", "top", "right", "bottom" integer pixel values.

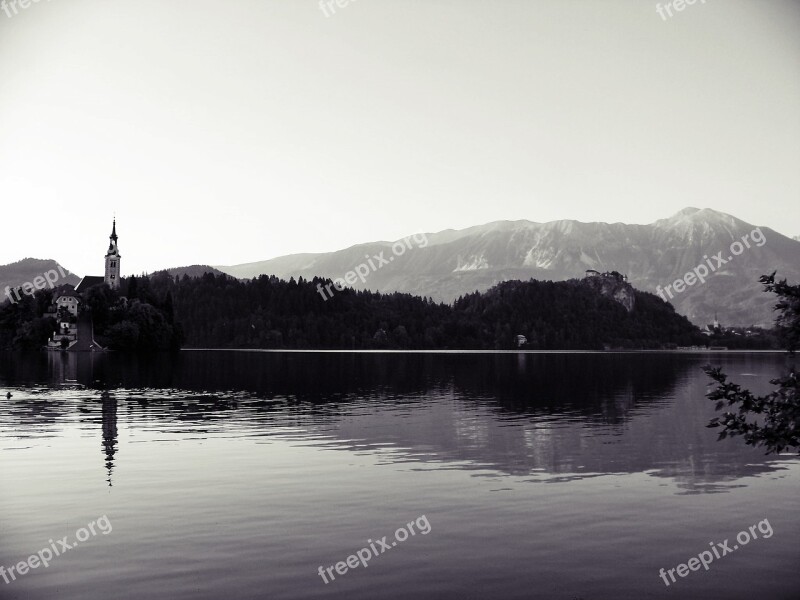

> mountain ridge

[
  {"left": 213, "top": 208, "right": 800, "bottom": 327},
  {"left": 4, "top": 209, "right": 797, "bottom": 329}
]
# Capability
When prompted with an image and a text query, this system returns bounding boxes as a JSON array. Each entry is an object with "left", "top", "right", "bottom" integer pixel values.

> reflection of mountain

[{"left": 0, "top": 351, "right": 795, "bottom": 492}]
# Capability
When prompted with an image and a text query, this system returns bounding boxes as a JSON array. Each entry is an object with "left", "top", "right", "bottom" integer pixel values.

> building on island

[
  {"left": 55, "top": 287, "right": 80, "bottom": 317},
  {"left": 48, "top": 220, "right": 123, "bottom": 351},
  {"left": 104, "top": 219, "right": 121, "bottom": 290},
  {"left": 76, "top": 220, "right": 122, "bottom": 293}
]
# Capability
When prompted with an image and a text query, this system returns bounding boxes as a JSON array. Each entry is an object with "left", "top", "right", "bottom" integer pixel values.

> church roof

[{"left": 75, "top": 276, "right": 105, "bottom": 293}]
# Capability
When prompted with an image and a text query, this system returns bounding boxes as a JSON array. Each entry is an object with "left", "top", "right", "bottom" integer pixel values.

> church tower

[{"left": 104, "top": 219, "right": 121, "bottom": 289}]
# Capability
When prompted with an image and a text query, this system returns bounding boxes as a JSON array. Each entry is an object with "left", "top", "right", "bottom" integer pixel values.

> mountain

[
  {"left": 215, "top": 208, "right": 800, "bottom": 328},
  {"left": 0, "top": 258, "right": 80, "bottom": 299},
  {"left": 160, "top": 265, "right": 227, "bottom": 279}
]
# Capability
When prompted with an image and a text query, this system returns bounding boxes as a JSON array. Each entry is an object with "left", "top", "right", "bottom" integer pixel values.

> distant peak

[
  {"left": 670, "top": 207, "right": 730, "bottom": 219},
  {"left": 659, "top": 207, "right": 738, "bottom": 225},
  {"left": 675, "top": 207, "right": 701, "bottom": 216}
]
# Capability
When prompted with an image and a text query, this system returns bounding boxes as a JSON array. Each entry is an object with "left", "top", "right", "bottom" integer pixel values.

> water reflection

[
  {"left": 0, "top": 351, "right": 795, "bottom": 493},
  {"left": 101, "top": 392, "right": 117, "bottom": 487}
]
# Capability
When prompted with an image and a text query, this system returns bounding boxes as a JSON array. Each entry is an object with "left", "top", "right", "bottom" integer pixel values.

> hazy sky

[{"left": 1, "top": 0, "right": 798, "bottom": 277}]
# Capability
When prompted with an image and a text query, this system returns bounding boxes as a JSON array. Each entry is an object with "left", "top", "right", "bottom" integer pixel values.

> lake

[{"left": 0, "top": 351, "right": 798, "bottom": 600}]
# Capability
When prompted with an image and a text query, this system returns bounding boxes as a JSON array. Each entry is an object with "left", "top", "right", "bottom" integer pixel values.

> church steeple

[
  {"left": 104, "top": 219, "right": 121, "bottom": 289},
  {"left": 107, "top": 219, "right": 119, "bottom": 254}
]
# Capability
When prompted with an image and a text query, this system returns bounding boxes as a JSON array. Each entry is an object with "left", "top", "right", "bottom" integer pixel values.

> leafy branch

[
  {"left": 705, "top": 365, "right": 799, "bottom": 454},
  {"left": 705, "top": 273, "right": 799, "bottom": 454}
]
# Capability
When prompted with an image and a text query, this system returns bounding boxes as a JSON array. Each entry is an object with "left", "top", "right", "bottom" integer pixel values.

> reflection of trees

[
  {"left": 449, "top": 352, "right": 688, "bottom": 424},
  {"left": 0, "top": 350, "right": 795, "bottom": 490}
]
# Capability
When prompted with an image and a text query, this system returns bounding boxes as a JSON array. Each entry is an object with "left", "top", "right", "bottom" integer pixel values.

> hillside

[
  {"left": 137, "top": 271, "right": 705, "bottom": 350},
  {"left": 160, "top": 265, "right": 227, "bottom": 279},
  {"left": 0, "top": 258, "right": 80, "bottom": 299}
]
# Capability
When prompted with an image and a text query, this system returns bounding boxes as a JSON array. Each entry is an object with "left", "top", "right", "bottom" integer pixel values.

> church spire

[
  {"left": 104, "top": 218, "right": 121, "bottom": 289},
  {"left": 107, "top": 219, "right": 119, "bottom": 255}
]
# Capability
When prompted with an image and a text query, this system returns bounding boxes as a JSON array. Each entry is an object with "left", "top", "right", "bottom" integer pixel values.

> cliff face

[{"left": 583, "top": 273, "right": 635, "bottom": 312}]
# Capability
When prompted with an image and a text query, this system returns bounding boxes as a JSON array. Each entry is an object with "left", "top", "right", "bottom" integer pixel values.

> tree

[
  {"left": 761, "top": 272, "right": 800, "bottom": 352},
  {"left": 106, "top": 321, "right": 140, "bottom": 350},
  {"left": 127, "top": 275, "right": 139, "bottom": 299},
  {"left": 705, "top": 274, "right": 799, "bottom": 454}
]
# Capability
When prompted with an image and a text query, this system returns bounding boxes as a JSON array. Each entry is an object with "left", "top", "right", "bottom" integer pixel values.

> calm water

[{"left": 0, "top": 351, "right": 798, "bottom": 600}]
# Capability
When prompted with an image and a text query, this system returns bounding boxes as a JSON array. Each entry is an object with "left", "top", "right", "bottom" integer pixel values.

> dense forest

[
  {"left": 149, "top": 272, "right": 707, "bottom": 350},
  {"left": 2, "top": 271, "right": 773, "bottom": 351},
  {"left": 82, "top": 280, "right": 184, "bottom": 351}
]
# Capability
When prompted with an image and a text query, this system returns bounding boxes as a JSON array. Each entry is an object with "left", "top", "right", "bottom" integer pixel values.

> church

[
  {"left": 76, "top": 219, "right": 122, "bottom": 292},
  {"left": 47, "top": 220, "right": 124, "bottom": 350}
]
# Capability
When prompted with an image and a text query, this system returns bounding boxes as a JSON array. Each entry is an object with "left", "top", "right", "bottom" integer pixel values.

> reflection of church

[
  {"left": 46, "top": 352, "right": 118, "bottom": 486},
  {"left": 101, "top": 391, "right": 118, "bottom": 487}
]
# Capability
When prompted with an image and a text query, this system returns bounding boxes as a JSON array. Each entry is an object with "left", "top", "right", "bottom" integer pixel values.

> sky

[{"left": 0, "top": 0, "right": 798, "bottom": 277}]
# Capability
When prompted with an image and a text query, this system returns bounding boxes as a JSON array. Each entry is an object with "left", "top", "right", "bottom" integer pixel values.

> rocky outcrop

[{"left": 583, "top": 272, "right": 635, "bottom": 312}]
